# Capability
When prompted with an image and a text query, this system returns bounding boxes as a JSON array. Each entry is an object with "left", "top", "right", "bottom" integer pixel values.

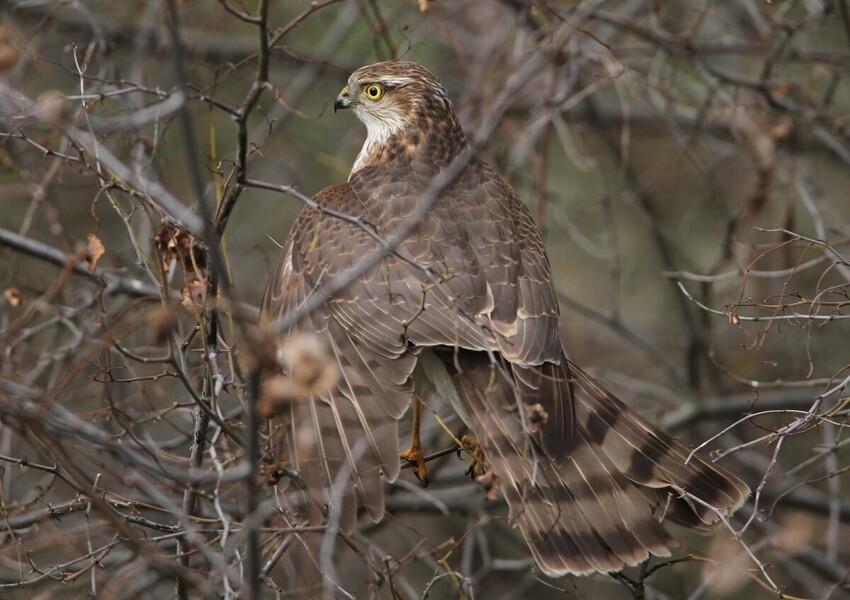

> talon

[
  {"left": 459, "top": 435, "right": 488, "bottom": 480},
  {"left": 400, "top": 445, "right": 429, "bottom": 487},
  {"left": 455, "top": 430, "right": 466, "bottom": 459}
]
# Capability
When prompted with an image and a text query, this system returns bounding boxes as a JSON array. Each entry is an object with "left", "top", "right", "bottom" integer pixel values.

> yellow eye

[{"left": 363, "top": 84, "right": 384, "bottom": 101}]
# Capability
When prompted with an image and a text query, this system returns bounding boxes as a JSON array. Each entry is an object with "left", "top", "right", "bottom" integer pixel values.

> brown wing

[
  {"left": 262, "top": 160, "right": 575, "bottom": 525},
  {"left": 341, "top": 161, "right": 575, "bottom": 458},
  {"left": 336, "top": 161, "right": 564, "bottom": 364},
  {"left": 262, "top": 184, "right": 416, "bottom": 525}
]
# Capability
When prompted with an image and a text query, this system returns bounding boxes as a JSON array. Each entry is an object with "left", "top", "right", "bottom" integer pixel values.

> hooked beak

[{"left": 334, "top": 86, "right": 352, "bottom": 113}]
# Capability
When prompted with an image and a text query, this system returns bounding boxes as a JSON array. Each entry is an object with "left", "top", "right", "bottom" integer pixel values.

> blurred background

[{"left": 1, "top": 1, "right": 848, "bottom": 598}]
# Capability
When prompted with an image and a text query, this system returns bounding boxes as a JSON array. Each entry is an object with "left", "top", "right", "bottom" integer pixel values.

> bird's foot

[
  {"left": 400, "top": 444, "right": 429, "bottom": 487},
  {"left": 459, "top": 434, "right": 488, "bottom": 479},
  {"left": 459, "top": 435, "right": 501, "bottom": 500}
]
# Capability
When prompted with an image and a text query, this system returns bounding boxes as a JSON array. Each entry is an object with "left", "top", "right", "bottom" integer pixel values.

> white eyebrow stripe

[{"left": 362, "top": 76, "right": 415, "bottom": 87}]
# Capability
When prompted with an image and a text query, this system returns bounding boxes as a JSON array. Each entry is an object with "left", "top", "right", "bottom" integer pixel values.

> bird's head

[{"left": 334, "top": 61, "right": 466, "bottom": 176}]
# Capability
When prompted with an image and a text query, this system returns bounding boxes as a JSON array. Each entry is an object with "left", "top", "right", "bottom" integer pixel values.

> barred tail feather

[
  {"left": 569, "top": 362, "right": 750, "bottom": 529},
  {"left": 451, "top": 350, "right": 748, "bottom": 576}
]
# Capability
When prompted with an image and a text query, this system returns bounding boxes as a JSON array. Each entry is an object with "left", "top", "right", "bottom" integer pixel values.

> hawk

[{"left": 262, "top": 60, "right": 749, "bottom": 576}]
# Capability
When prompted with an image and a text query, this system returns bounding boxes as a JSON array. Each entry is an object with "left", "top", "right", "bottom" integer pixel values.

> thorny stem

[{"left": 163, "top": 0, "right": 237, "bottom": 597}]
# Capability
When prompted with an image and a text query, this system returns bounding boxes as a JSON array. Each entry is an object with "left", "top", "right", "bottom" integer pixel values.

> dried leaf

[
  {"left": 475, "top": 470, "right": 502, "bottom": 502},
  {"left": 771, "top": 512, "right": 815, "bottom": 554},
  {"left": 36, "top": 92, "right": 71, "bottom": 126},
  {"left": 256, "top": 334, "right": 340, "bottom": 419},
  {"left": 244, "top": 328, "right": 281, "bottom": 373},
  {"left": 148, "top": 305, "right": 179, "bottom": 344},
  {"left": 181, "top": 278, "right": 207, "bottom": 314},
  {"left": 4, "top": 287, "right": 23, "bottom": 307},
  {"left": 85, "top": 233, "right": 105, "bottom": 272},
  {"left": 258, "top": 375, "right": 300, "bottom": 418},
  {"left": 704, "top": 536, "right": 749, "bottom": 596},
  {"left": 279, "top": 333, "right": 339, "bottom": 396},
  {"left": 770, "top": 115, "right": 793, "bottom": 141},
  {"left": 728, "top": 107, "right": 775, "bottom": 168},
  {"left": 0, "top": 24, "right": 21, "bottom": 76},
  {"left": 524, "top": 402, "right": 549, "bottom": 433},
  {"left": 155, "top": 221, "right": 208, "bottom": 276}
]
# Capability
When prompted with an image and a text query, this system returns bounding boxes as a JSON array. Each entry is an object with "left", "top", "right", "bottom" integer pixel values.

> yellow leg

[{"left": 400, "top": 396, "right": 429, "bottom": 486}]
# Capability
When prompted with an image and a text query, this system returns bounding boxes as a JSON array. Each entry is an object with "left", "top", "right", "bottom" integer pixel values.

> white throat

[{"left": 350, "top": 107, "right": 407, "bottom": 177}]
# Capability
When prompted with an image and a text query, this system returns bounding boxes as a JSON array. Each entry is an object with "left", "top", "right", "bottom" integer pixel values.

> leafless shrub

[{"left": 1, "top": 1, "right": 848, "bottom": 598}]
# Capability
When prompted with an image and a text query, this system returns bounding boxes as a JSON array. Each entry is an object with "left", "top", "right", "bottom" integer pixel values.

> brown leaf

[
  {"left": 258, "top": 375, "right": 299, "bottom": 418},
  {"left": 279, "top": 333, "right": 339, "bottom": 397},
  {"left": 85, "top": 233, "right": 105, "bottom": 272},
  {"left": 4, "top": 287, "right": 23, "bottom": 307},
  {"left": 771, "top": 512, "right": 816, "bottom": 554},
  {"left": 524, "top": 402, "right": 549, "bottom": 433},
  {"left": 728, "top": 107, "right": 775, "bottom": 168},
  {"left": 704, "top": 536, "right": 749, "bottom": 596},
  {"left": 770, "top": 115, "right": 794, "bottom": 141},
  {"left": 475, "top": 470, "right": 502, "bottom": 502},
  {"left": 181, "top": 278, "right": 207, "bottom": 314},
  {"left": 244, "top": 328, "right": 281, "bottom": 373},
  {"left": 36, "top": 92, "right": 71, "bottom": 126},
  {"left": 148, "top": 305, "right": 179, "bottom": 344},
  {"left": 155, "top": 221, "right": 208, "bottom": 275},
  {"left": 0, "top": 24, "right": 21, "bottom": 76},
  {"left": 256, "top": 334, "right": 340, "bottom": 419}
]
